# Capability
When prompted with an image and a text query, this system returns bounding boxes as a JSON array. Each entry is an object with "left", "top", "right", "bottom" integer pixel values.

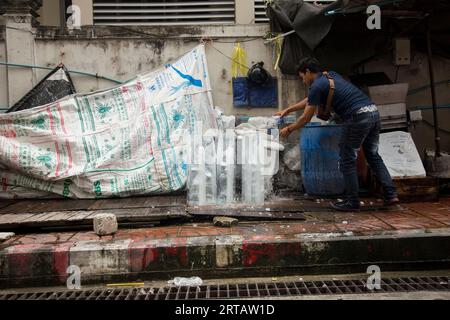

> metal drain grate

[{"left": 1, "top": 277, "right": 448, "bottom": 300}]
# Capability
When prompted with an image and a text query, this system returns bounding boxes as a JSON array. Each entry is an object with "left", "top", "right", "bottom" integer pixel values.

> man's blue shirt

[{"left": 307, "top": 71, "right": 373, "bottom": 120}]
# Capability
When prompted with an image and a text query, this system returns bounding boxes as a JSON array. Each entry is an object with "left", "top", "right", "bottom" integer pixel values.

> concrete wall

[{"left": 30, "top": 25, "right": 281, "bottom": 118}]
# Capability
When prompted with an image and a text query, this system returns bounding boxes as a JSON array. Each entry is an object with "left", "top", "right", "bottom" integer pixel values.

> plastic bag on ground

[{"left": 168, "top": 276, "right": 203, "bottom": 287}]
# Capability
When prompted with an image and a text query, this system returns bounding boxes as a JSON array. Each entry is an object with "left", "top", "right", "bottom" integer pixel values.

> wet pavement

[{"left": 0, "top": 196, "right": 449, "bottom": 288}]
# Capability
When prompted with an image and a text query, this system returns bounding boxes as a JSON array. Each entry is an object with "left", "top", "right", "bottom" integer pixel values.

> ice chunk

[
  {"left": 283, "top": 144, "right": 301, "bottom": 171},
  {"left": 187, "top": 124, "right": 207, "bottom": 205},
  {"left": 221, "top": 115, "right": 236, "bottom": 129},
  {"left": 203, "top": 136, "right": 217, "bottom": 205},
  {"left": 216, "top": 128, "right": 236, "bottom": 204},
  {"left": 241, "top": 132, "right": 265, "bottom": 205},
  {"left": 248, "top": 116, "right": 278, "bottom": 130}
]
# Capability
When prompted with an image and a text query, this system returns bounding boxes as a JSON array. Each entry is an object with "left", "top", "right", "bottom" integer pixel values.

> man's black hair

[{"left": 296, "top": 57, "right": 322, "bottom": 74}]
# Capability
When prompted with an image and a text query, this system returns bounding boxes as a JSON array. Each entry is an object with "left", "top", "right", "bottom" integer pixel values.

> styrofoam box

[{"left": 368, "top": 83, "right": 409, "bottom": 105}]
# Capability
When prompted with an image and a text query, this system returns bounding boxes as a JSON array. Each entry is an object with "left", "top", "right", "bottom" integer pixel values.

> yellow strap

[{"left": 273, "top": 37, "right": 283, "bottom": 70}]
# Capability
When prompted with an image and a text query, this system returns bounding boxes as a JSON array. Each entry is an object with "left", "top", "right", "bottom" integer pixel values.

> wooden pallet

[
  {"left": 0, "top": 195, "right": 188, "bottom": 232},
  {"left": 371, "top": 176, "right": 439, "bottom": 202}
]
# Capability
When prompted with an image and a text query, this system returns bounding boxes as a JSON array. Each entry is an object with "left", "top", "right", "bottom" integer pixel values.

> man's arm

[
  {"left": 280, "top": 104, "right": 317, "bottom": 138},
  {"left": 290, "top": 104, "right": 317, "bottom": 130},
  {"left": 274, "top": 97, "right": 308, "bottom": 117}
]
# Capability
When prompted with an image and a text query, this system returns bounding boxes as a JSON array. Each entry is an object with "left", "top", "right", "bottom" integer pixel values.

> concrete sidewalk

[{"left": 1, "top": 198, "right": 450, "bottom": 288}]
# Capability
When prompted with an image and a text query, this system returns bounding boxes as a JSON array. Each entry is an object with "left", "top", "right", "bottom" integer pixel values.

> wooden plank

[
  {"left": 43, "top": 211, "right": 90, "bottom": 222},
  {"left": 88, "top": 195, "right": 186, "bottom": 210},
  {"left": 88, "top": 197, "right": 147, "bottom": 210},
  {"left": 97, "top": 207, "right": 188, "bottom": 222},
  {"left": 0, "top": 212, "right": 91, "bottom": 231},
  {"left": 372, "top": 176, "right": 439, "bottom": 203},
  {"left": 395, "top": 177, "right": 439, "bottom": 202},
  {"left": 0, "top": 205, "right": 189, "bottom": 231},
  {"left": 66, "top": 211, "right": 98, "bottom": 221},
  {"left": 0, "top": 195, "right": 186, "bottom": 215},
  {"left": 0, "top": 199, "right": 96, "bottom": 214},
  {"left": 0, "top": 213, "right": 40, "bottom": 230},
  {"left": 33, "top": 199, "right": 96, "bottom": 212},
  {"left": 109, "top": 208, "right": 154, "bottom": 217},
  {"left": 0, "top": 213, "right": 37, "bottom": 224},
  {"left": 0, "top": 200, "right": 15, "bottom": 209},
  {"left": 187, "top": 207, "right": 305, "bottom": 220},
  {"left": 21, "top": 211, "right": 64, "bottom": 223},
  {"left": 0, "top": 200, "right": 46, "bottom": 214}
]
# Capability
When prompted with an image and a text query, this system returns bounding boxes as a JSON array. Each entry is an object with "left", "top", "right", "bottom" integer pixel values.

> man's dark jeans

[{"left": 339, "top": 110, "right": 397, "bottom": 204}]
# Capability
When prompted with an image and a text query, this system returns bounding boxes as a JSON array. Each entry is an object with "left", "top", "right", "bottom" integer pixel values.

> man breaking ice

[{"left": 274, "top": 57, "right": 399, "bottom": 211}]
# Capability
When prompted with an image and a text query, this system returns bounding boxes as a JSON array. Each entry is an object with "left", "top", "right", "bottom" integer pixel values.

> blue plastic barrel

[{"left": 300, "top": 123, "right": 345, "bottom": 196}]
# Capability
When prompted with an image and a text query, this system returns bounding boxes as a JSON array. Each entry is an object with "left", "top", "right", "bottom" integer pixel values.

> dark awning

[{"left": 268, "top": 0, "right": 450, "bottom": 75}]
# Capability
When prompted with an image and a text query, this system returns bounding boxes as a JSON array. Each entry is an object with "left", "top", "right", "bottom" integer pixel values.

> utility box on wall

[{"left": 393, "top": 38, "right": 411, "bottom": 66}]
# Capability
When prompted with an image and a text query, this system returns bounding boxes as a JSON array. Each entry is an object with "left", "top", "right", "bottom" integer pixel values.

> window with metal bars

[
  {"left": 92, "top": 0, "right": 236, "bottom": 26},
  {"left": 254, "top": 0, "right": 269, "bottom": 23}
]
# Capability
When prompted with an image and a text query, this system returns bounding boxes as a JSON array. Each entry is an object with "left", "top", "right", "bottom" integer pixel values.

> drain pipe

[{"left": 426, "top": 14, "right": 441, "bottom": 157}]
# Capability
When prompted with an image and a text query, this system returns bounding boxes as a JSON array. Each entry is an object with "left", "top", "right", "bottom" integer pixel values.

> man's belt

[{"left": 356, "top": 105, "right": 378, "bottom": 114}]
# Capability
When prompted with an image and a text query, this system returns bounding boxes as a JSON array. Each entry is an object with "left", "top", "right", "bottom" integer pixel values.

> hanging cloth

[{"left": 231, "top": 42, "right": 248, "bottom": 78}]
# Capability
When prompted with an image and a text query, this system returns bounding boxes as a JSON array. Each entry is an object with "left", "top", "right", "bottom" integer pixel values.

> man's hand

[
  {"left": 279, "top": 105, "right": 316, "bottom": 139},
  {"left": 273, "top": 109, "right": 290, "bottom": 118},
  {"left": 280, "top": 126, "right": 292, "bottom": 139}
]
